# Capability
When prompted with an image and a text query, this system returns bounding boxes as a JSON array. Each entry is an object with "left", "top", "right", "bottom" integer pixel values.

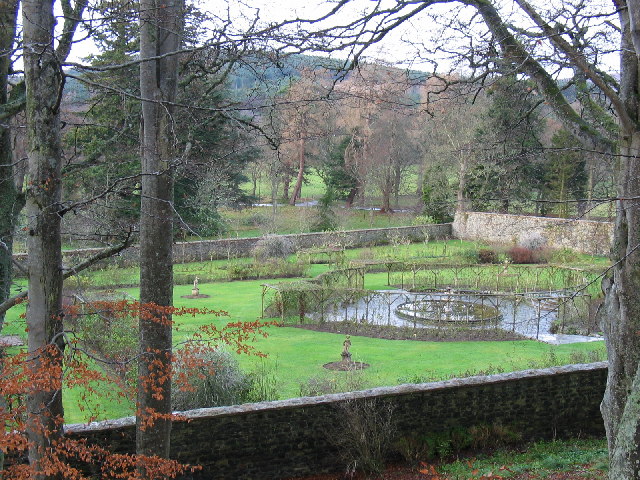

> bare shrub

[
  {"left": 518, "top": 231, "right": 547, "bottom": 251},
  {"left": 330, "top": 398, "right": 396, "bottom": 477},
  {"left": 388, "top": 232, "right": 411, "bottom": 248},
  {"left": 241, "top": 212, "right": 270, "bottom": 227},
  {"left": 252, "top": 234, "right": 295, "bottom": 260},
  {"left": 172, "top": 348, "right": 253, "bottom": 410},
  {"left": 478, "top": 248, "right": 499, "bottom": 264},
  {"left": 226, "top": 259, "right": 304, "bottom": 280},
  {"left": 299, "top": 371, "right": 366, "bottom": 397},
  {"left": 468, "top": 423, "right": 522, "bottom": 450}
]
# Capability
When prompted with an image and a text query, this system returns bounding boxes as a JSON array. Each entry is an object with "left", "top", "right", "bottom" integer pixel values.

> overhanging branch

[{"left": 0, "top": 232, "right": 134, "bottom": 318}]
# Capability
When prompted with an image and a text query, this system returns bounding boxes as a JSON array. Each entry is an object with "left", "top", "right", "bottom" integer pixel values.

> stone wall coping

[
  {"left": 14, "top": 224, "right": 446, "bottom": 261},
  {"left": 182, "top": 223, "right": 447, "bottom": 244},
  {"left": 65, "top": 362, "right": 607, "bottom": 434},
  {"left": 459, "top": 211, "right": 613, "bottom": 226}
]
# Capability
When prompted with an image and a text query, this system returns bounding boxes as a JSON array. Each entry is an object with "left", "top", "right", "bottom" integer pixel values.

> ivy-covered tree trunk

[
  {"left": 137, "top": 0, "right": 184, "bottom": 465},
  {"left": 22, "top": 0, "right": 65, "bottom": 476}
]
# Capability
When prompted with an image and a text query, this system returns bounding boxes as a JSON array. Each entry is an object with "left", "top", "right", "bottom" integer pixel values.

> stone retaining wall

[
  {"left": 67, "top": 363, "right": 607, "bottom": 480},
  {"left": 453, "top": 212, "right": 613, "bottom": 256},
  {"left": 13, "top": 224, "right": 451, "bottom": 271}
]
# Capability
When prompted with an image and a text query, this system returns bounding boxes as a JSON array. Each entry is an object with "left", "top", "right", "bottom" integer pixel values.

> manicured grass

[
  {"left": 150, "top": 278, "right": 607, "bottom": 401},
  {"left": 66, "top": 240, "right": 482, "bottom": 290},
  {"left": 56, "top": 271, "right": 604, "bottom": 422},
  {"left": 242, "top": 169, "right": 328, "bottom": 202}
]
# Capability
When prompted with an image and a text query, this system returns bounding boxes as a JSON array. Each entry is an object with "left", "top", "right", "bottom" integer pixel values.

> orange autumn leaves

[{"left": 1, "top": 300, "right": 274, "bottom": 478}]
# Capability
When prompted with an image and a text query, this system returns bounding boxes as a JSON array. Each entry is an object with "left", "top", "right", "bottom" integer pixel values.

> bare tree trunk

[
  {"left": 282, "top": 175, "right": 291, "bottom": 202},
  {"left": 270, "top": 165, "right": 278, "bottom": 221},
  {"left": 345, "top": 185, "right": 358, "bottom": 208},
  {"left": 22, "top": 0, "right": 65, "bottom": 475},
  {"left": 0, "top": 0, "right": 19, "bottom": 334},
  {"left": 0, "top": 5, "right": 19, "bottom": 470},
  {"left": 394, "top": 165, "right": 401, "bottom": 208},
  {"left": 456, "top": 154, "right": 468, "bottom": 213},
  {"left": 597, "top": 3, "right": 640, "bottom": 474},
  {"left": 601, "top": 131, "right": 640, "bottom": 479},
  {"left": 251, "top": 168, "right": 258, "bottom": 198},
  {"left": 289, "top": 138, "right": 305, "bottom": 205},
  {"left": 380, "top": 167, "right": 393, "bottom": 213},
  {"left": 415, "top": 161, "right": 424, "bottom": 206},
  {"left": 137, "top": 0, "right": 184, "bottom": 465}
]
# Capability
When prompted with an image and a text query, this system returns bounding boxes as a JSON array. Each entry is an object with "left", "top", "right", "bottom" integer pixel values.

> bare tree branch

[{"left": 0, "top": 233, "right": 134, "bottom": 318}]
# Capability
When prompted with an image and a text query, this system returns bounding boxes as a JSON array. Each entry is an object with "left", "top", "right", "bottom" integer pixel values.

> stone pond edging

[{"left": 66, "top": 363, "right": 607, "bottom": 479}]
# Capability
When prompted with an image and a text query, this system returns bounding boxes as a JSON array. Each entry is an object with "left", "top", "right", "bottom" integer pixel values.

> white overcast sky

[{"left": 58, "top": 0, "right": 619, "bottom": 76}]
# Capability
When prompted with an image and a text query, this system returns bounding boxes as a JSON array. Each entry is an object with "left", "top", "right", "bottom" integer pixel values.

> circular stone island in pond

[{"left": 395, "top": 298, "right": 502, "bottom": 324}]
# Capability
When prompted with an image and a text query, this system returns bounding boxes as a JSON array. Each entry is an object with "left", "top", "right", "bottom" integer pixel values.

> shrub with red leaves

[{"left": 507, "top": 246, "right": 544, "bottom": 264}]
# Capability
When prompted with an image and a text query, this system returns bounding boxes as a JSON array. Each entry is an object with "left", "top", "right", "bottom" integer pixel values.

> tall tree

[
  {"left": 0, "top": 0, "right": 20, "bottom": 333},
  {"left": 21, "top": 0, "right": 86, "bottom": 476},
  {"left": 275, "top": 69, "right": 334, "bottom": 206},
  {"left": 466, "top": 76, "right": 544, "bottom": 213},
  {"left": 0, "top": 4, "right": 19, "bottom": 473},
  {"left": 137, "top": 0, "right": 184, "bottom": 464},
  {"left": 420, "top": 83, "right": 486, "bottom": 215},
  {"left": 544, "top": 129, "right": 587, "bottom": 218},
  {"left": 367, "top": 105, "right": 420, "bottom": 212},
  {"left": 318, "top": 135, "right": 359, "bottom": 205}
]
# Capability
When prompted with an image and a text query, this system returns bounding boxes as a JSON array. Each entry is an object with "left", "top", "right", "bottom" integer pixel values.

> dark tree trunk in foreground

[
  {"left": 137, "top": 0, "right": 184, "bottom": 465},
  {"left": 0, "top": 4, "right": 20, "bottom": 470},
  {"left": 0, "top": 0, "right": 19, "bottom": 334},
  {"left": 22, "top": 0, "right": 65, "bottom": 475},
  {"left": 602, "top": 132, "right": 640, "bottom": 479},
  {"left": 599, "top": 6, "right": 640, "bottom": 470}
]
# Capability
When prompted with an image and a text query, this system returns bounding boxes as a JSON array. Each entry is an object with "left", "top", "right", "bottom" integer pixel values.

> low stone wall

[
  {"left": 13, "top": 224, "right": 451, "bottom": 271},
  {"left": 67, "top": 363, "right": 607, "bottom": 480},
  {"left": 15, "top": 213, "right": 613, "bottom": 269},
  {"left": 453, "top": 212, "right": 613, "bottom": 256}
]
